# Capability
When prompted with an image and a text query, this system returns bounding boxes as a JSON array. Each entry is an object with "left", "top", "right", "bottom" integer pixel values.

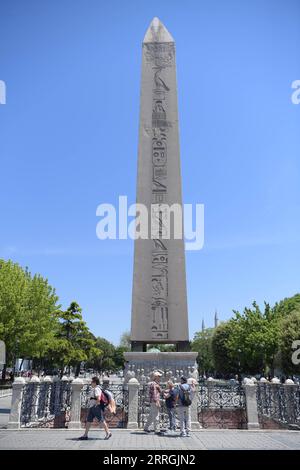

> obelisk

[
  {"left": 124, "top": 18, "right": 198, "bottom": 381},
  {"left": 131, "top": 17, "right": 189, "bottom": 351}
]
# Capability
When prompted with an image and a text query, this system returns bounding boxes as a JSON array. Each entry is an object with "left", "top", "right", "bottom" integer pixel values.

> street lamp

[{"left": 237, "top": 348, "right": 242, "bottom": 383}]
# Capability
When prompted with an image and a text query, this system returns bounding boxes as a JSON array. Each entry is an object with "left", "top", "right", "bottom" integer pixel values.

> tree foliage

[
  {"left": 0, "top": 259, "right": 59, "bottom": 374},
  {"left": 191, "top": 328, "right": 214, "bottom": 375}
]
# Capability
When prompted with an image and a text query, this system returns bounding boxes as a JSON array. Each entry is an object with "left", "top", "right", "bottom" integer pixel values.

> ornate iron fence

[
  {"left": 80, "top": 383, "right": 128, "bottom": 428},
  {"left": 198, "top": 382, "right": 247, "bottom": 429},
  {"left": 20, "top": 380, "right": 72, "bottom": 428},
  {"left": 257, "top": 383, "right": 300, "bottom": 429}
]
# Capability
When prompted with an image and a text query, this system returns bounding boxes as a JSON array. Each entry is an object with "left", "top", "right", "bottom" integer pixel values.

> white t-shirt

[{"left": 88, "top": 385, "right": 102, "bottom": 408}]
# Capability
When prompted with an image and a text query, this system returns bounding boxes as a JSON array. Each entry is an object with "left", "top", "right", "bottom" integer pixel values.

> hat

[
  {"left": 180, "top": 376, "right": 187, "bottom": 383},
  {"left": 188, "top": 378, "right": 197, "bottom": 385},
  {"left": 152, "top": 371, "right": 163, "bottom": 378}
]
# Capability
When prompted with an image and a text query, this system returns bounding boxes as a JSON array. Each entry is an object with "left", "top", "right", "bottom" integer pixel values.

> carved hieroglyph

[{"left": 131, "top": 18, "right": 189, "bottom": 344}]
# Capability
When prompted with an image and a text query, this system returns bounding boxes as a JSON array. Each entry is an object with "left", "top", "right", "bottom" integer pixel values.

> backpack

[
  {"left": 180, "top": 385, "right": 192, "bottom": 407},
  {"left": 100, "top": 388, "right": 116, "bottom": 413}
]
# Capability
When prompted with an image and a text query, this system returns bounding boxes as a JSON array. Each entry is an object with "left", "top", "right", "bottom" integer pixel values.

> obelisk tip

[{"left": 143, "top": 17, "right": 174, "bottom": 43}]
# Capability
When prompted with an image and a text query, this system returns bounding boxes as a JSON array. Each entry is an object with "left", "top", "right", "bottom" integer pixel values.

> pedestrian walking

[
  {"left": 144, "top": 371, "right": 162, "bottom": 434},
  {"left": 79, "top": 376, "right": 114, "bottom": 440}
]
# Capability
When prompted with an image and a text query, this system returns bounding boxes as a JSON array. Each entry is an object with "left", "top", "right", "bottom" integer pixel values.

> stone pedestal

[
  {"left": 68, "top": 378, "right": 83, "bottom": 430},
  {"left": 7, "top": 377, "right": 26, "bottom": 429},
  {"left": 244, "top": 383, "right": 260, "bottom": 429},
  {"left": 124, "top": 352, "right": 198, "bottom": 383},
  {"left": 127, "top": 378, "right": 140, "bottom": 429}
]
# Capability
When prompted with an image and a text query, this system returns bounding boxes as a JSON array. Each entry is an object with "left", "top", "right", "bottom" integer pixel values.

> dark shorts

[{"left": 87, "top": 404, "right": 105, "bottom": 423}]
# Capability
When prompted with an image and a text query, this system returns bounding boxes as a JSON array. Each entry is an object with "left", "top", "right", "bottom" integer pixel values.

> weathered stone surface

[
  {"left": 124, "top": 352, "right": 198, "bottom": 383},
  {"left": 131, "top": 18, "right": 189, "bottom": 348}
]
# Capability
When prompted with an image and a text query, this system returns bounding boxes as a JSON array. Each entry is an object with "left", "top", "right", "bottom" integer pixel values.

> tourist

[
  {"left": 144, "top": 371, "right": 162, "bottom": 434},
  {"left": 176, "top": 376, "right": 192, "bottom": 437},
  {"left": 79, "top": 376, "right": 112, "bottom": 441},
  {"left": 163, "top": 380, "right": 177, "bottom": 434}
]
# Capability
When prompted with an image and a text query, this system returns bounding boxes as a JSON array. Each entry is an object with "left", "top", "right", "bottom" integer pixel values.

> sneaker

[
  {"left": 78, "top": 435, "right": 88, "bottom": 440},
  {"left": 104, "top": 432, "right": 112, "bottom": 440},
  {"left": 144, "top": 429, "right": 152, "bottom": 433},
  {"left": 186, "top": 432, "right": 191, "bottom": 437},
  {"left": 180, "top": 432, "right": 186, "bottom": 437}
]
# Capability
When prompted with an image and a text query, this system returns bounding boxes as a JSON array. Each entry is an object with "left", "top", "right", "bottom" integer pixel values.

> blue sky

[{"left": 0, "top": 0, "right": 300, "bottom": 344}]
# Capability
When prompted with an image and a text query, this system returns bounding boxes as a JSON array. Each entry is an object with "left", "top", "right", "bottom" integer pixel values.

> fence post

[
  {"left": 127, "top": 378, "right": 140, "bottom": 429},
  {"left": 68, "top": 378, "right": 83, "bottom": 429},
  {"left": 244, "top": 383, "right": 260, "bottom": 429},
  {"left": 7, "top": 377, "right": 26, "bottom": 429},
  {"left": 191, "top": 384, "right": 201, "bottom": 429}
]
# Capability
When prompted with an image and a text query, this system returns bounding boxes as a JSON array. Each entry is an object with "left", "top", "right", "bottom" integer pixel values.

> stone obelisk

[{"left": 124, "top": 18, "right": 198, "bottom": 381}]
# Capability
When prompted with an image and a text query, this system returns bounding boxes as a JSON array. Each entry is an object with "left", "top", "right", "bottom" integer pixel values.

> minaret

[
  {"left": 214, "top": 310, "right": 219, "bottom": 329},
  {"left": 130, "top": 18, "right": 189, "bottom": 352},
  {"left": 201, "top": 319, "right": 205, "bottom": 332}
]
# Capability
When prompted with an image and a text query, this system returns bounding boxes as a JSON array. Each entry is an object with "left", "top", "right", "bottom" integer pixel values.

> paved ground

[
  {"left": 0, "top": 429, "right": 299, "bottom": 450},
  {"left": 0, "top": 395, "right": 11, "bottom": 429}
]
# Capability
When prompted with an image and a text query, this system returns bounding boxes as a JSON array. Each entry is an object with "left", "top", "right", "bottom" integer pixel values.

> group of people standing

[
  {"left": 144, "top": 371, "right": 196, "bottom": 437},
  {"left": 79, "top": 372, "right": 196, "bottom": 440}
]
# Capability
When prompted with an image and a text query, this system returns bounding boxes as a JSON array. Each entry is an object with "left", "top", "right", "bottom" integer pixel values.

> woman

[{"left": 79, "top": 376, "right": 112, "bottom": 440}]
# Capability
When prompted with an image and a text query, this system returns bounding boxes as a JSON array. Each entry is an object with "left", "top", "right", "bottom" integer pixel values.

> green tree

[
  {"left": 191, "top": 328, "right": 214, "bottom": 375},
  {"left": 212, "top": 322, "right": 237, "bottom": 375},
  {"left": 119, "top": 331, "right": 131, "bottom": 350},
  {"left": 51, "top": 302, "right": 101, "bottom": 376},
  {"left": 113, "top": 346, "right": 128, "bottom": 370},
  {"left": 92, "top": 337, "right": 116, "bottom": 373},
  {"left": 278, "top": 296, "right": 300, "bottom": 375},
  {"left": 146, "top": 344, "right": 176, "bottom": 352},
  {"left": 0, "top": 259, "right": 59, "bottom": 378},
  {"left": 228, "top": 302, "right": 282, "bottom": 375}
]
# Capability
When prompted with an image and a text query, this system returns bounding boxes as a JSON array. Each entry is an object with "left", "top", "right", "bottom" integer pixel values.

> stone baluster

[{"left": 7, "top": 377, "right": 26, "bottom": 429}]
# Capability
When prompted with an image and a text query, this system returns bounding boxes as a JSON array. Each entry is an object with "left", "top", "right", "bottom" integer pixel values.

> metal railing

[
  {"left": 80, "top": 383, "right": 129, "bottom": 428},
  {"left": 20, "top": 379, "right": 72, "bottom": 428},
  {"left": 198, "top": 381, "right": 247, "bottom": 429},
  {"left": 257, "top": 383, "right": 300, "bottom": 429}
]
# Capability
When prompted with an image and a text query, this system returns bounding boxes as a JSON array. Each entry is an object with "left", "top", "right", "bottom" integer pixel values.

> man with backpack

[
  {"left": 176, "top": 376, "right": 193, "bottom": 437},
  {"left": 79, "top": 376, "right": 115, "bottom": 440}
]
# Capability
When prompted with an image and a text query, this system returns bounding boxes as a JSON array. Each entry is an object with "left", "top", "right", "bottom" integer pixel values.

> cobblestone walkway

[{"left": 0, "top": 429, "right": 300, "bottom": 450}]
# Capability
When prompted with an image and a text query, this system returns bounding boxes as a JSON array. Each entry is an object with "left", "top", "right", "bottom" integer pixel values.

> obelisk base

[{"left": 123, "top": 352, "right": 199, "bottom": 384}]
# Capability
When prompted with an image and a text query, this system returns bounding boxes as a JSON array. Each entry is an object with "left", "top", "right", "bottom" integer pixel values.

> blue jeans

[{"left": 167, "top": 407, "right": 176, "bottom": 430}]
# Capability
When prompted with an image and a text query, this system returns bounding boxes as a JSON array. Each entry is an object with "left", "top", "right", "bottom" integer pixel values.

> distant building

[
  {"left": 201, "top": 310, "right": 219, "bottom": 332},
  {"left": 214, "top": 310, "right": 219, "bottom": 329}
]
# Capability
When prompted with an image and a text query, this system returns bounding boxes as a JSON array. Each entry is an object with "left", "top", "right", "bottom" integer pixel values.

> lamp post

[
  {"left": 260, "top": 342, "right": 265, "bottom": 377},
  {"left": 13, "top": 338, "right": 20, "bottom": 378},
  {"left": 237, "top": 348, "right": 242, "bottom": 383}
]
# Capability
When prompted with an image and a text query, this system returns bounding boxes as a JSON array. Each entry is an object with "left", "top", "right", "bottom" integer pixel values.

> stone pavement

[{"left": 0, "top": 429, "right": 300, "bottom": 450}]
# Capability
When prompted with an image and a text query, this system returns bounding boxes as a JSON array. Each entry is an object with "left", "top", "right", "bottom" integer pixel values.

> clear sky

[{"left": 0, "top": 0, "right": 300, "bottom": 344}]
